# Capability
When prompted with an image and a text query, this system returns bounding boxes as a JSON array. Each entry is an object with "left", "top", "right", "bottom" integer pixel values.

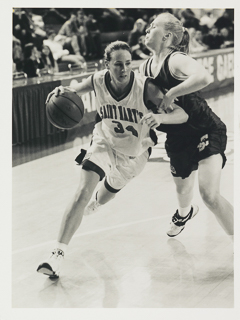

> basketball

[{"left": 46, "top": 91, "right": 84, "bottom": 129}]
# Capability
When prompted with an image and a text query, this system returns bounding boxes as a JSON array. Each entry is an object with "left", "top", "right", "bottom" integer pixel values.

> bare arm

[
  {"left": 68, "top": 75, "right": 94, "bottom": 96},
  {"left": 46, "top": 75, "right": 94, "bottom": 102},
  {"left": 161, "top": 54, "right": 212, "bottom": 110},
  {"left": 141, "top": 81, "right": 189, "bottom": 129},
  {"left": 169, "top": 54, "right": 212, "bottom": 96}
]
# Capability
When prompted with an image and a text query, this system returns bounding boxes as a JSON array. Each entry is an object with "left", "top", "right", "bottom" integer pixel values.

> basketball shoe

[
  {"left": 167, "top": 204, "right": 199, "bottom": 237},
  {"left": 84, "top": 198, "right": 102, "bottom": 215},
  {"left": 37, "top": 248, "right": 64, "bottom": 279}
]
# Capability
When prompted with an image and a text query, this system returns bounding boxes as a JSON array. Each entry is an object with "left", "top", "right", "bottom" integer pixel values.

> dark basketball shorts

[{"left": 165, "top": 127, "right": 227, "bottom": 179}]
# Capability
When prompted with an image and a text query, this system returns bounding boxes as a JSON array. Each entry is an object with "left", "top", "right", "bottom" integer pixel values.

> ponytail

[
  {"left": 176, "top": 28, "right": 190, "bottom": 54},
  {"left": 159, "top": 12, "right": 190, "bottom": 54}
]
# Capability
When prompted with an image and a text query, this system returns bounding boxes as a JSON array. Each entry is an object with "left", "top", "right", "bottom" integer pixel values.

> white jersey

[{"left": 92, "top": 69, "right": 156, "bottom": 157}]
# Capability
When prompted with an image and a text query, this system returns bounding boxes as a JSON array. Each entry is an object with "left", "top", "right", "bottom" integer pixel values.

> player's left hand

[
  {"left": 140, "top": 112, "right": 164, "bottom": 129},
  {"left": 160, "top": 92, "right": 175, "bottom": 112}
]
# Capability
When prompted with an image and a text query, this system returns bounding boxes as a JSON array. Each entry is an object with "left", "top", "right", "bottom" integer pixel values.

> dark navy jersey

[{"left": 140, "top": 51, "right": 226, "bottom": 135}]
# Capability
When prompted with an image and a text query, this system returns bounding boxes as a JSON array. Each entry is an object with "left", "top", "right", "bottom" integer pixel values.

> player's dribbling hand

[
  {"left": 45, "top": 86, "right": 76, "bottom": 103},
  {"left": 140, "top": 112, "right": 164, "bottom": 129}
]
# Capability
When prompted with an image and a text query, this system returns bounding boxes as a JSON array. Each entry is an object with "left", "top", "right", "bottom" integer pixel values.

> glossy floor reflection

[{"left": 12, "top": 89, "right": 234, "bottom": 308}]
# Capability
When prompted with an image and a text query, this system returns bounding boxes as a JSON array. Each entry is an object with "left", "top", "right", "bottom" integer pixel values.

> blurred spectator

[
  {"left": 106, "top": 9, "right": 130, "bottom": 31},
  {"left": 202, "top": 25, "right": 224, "bottom": 50},
  {"left": 13, "top": 35, "right": 24, "bottom": 71},
  {"left": 42, "top": 8, "right": 67, "bottom": 25},
  {"left": 128, "top": 19, "right": 147, "bottom": 52},
  {"left": 118, "top": 9, "right": 135, "bottom": 30},
  {"left": 76, "top": 10, "right": 88, "bottom": 57},
  {"left": 41, "top": 45, "right": 58, "bottom": 73},
  {"left": 12, "top": 60, "right": 17, "bottom": 73},
  {"left": 214, "top": 10, "right": 234, "bottom": 32},
  {"left": 31, "top": 15, "right": 47, "bottom": 50},
  {"left": 58, "top": 11, "right": 84, "bottom": 56},
  {"left": 43, "top": 30, "right": 85, "bottom": 68},
  {"left": 148, "top": 14, "right": 158, "bottom": 25},
  {"left": 23, "top": 43, "right": 44, "bottom": 78},
  {"left": 131, "top": 35, "right": 152, "bottom": 60},
  {"left": 26, "top": 8, "right": 48, "bottom": 17},
  {"left": 219, "top": 28, "right": 234, "bottom": 48},
  {"left": 215, "top": 9, "right": 234, "bottom": 41},
  {"left": 195, "top": 29, "right": 209, "bottom": 49},
  {"left": 85, "top": 14, "right": 102, "bottom": 58},
  {"left": 199, "top": 10, "right": 216, "bottom": 34},
  {"left": 188, "top": 27, "right": 208, "bottom": 54},
  {"left": 180, "top": 9, "right": 200, "bottom": 29},
  {"left": 130, "top": 9, "right": 157, "bottom": 21},
  {"left": 13, "top": 8, "right": 34, "bottom": 48},
  {"left": 98, "top": 9, "right": 121, "bottom": 32}
]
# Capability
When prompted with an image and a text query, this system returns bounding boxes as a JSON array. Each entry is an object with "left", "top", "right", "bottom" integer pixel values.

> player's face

[
  {"left": 107, "top": 49, "right": 132, "bottom": 85},
  {"left": 145, "top": 16, "right": 166, "bottom": 50},
  {"left": 42, "top": 46, "right": 50, "bottom": 56}
]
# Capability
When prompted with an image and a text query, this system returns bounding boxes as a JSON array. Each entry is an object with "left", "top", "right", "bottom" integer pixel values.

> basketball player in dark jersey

[{"left": 140, "top": 12, "right": 233, "bottom": 238}]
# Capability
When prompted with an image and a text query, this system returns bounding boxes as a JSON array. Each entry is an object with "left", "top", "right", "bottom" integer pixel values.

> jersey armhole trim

[
  {"left": 82, "top": 160, "right": 105, "bottom": 181},
  {"left": 91, "top": 74, "right": 96, "bottom": 96},
  {"left": 169, "top": 52, "right": 189, "bottom": 81},
  {"left": 143, "top": 78, "right": 152, "bottom": 109}
]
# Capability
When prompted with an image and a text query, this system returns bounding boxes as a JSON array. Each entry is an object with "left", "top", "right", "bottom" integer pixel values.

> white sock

[
  {"left": 55, "top": 242, "right": 68, "bottom": 255},
  {"left": 178, "top": 205, "right": 192, "bottom": 217}
]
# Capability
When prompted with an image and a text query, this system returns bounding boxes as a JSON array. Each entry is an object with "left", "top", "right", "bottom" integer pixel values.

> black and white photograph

[{"left": 2, "top": 2, "right": 240, "bottom": 319}]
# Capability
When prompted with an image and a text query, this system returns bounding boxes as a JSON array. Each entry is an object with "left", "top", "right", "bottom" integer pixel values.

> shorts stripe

[
  {"left": 82, "top": 160, "right": 105, "bottom": 180},
  {"left": 104, "top": 179, "right": 121, "bottom": 193}
]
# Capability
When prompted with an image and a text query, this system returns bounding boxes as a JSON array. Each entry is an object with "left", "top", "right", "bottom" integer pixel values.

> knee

[
  {"left": 70, "top": 56, "right": 81, "bottom": 65},
  {"left": 199, "top": 187, "right": 218, "bottom": 208},
  {"left": 74, "top": 186, "right": 93, "bottom": 206},
  {"left": 175, "top": 184, "right": 193, "bottom": 195}
]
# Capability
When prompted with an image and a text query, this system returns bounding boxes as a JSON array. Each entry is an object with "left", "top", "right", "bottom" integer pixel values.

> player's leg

[
  {"left": 57, "top": 168, "right": 100, "bottom": 244},
  {"left": 37, "top": 135, "right": 109, "bottom": 277},
  {"left": 85, "top": 149, "right": 150, "bottom": 215},
  {"left": 198, "top": 154, "right": 233, "bottom": 235},
  {"left": 167, "top": 172, "right": 199, "bottom": 237},
  {"left": 61, "top": 54, "right": 83, "bottom": 67},
  {"left": 37, "top": 168, "right": 100, "bottom": 278},
  {"left": 166, "top": 147, "right": 199, "bottom": 237},
  {"left": 173, "top": 172, "right": 196, "bottom": 217},
  {"left": 96, "top": 180, "right": 118, "bottom": 204},
  {"left": 84, "top": 179, "right": 119, "bottom": 215}
]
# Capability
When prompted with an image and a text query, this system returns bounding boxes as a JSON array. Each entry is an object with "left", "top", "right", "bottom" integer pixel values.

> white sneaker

[
  {"left": 37, "top": 248, "right": 64, "bottom": 279},
  {"left": 84, "top": 199, "right": 101, "bottom": 216},
  {"left": 167, "top": 204, "right": 199, "bottom": 237}
]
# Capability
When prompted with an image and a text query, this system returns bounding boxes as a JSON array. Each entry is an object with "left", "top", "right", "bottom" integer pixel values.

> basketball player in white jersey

[{"left": 37, "top": 41, "right": 188, "bottom": 278}]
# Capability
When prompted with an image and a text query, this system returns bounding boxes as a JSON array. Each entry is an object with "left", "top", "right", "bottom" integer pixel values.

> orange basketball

[{"left": 46, "top": 91, "right": 84, "bottom": 129}]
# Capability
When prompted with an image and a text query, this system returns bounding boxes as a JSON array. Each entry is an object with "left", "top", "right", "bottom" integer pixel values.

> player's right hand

[
  {"left": 140, "top": 112, "right": 164, "bottom": 129},
  {"left": 45, "top": 86, "right": 64, "bottom": 103},
  {"left": 45, "top": 86, "right": 76, "bottom": 103}
]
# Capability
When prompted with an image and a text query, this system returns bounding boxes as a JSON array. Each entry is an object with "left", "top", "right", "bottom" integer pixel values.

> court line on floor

[{"left": 12, "top": 214, "right": 169, "bottom": 255}]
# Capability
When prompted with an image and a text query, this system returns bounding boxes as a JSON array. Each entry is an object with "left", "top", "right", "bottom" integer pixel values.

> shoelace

[
  {"left": 51, "top": 249, "right": 64, "bottom": 258},
  {"left": 172, "top": 212, "right": 181, "bottom": 223},
  {"left": 172, "top": 209, "right": 192, "bottom": 226}
]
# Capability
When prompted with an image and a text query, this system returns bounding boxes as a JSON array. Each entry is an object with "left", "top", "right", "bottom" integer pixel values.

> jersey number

[{"left": 112, "top": 121, "right": 138, "bottom": 137}]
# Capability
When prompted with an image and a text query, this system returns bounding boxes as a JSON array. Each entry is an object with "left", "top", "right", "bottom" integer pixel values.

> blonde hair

[{"left": 159, "top": 12, "right": 190, "bottom": 53}]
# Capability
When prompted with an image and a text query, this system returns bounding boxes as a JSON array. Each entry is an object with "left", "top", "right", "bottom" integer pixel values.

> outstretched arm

[{"left": 46, "top": 75, "right": 94, "bottom": 102}]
